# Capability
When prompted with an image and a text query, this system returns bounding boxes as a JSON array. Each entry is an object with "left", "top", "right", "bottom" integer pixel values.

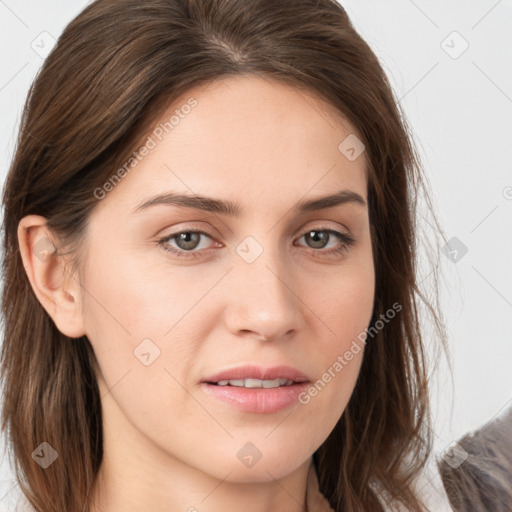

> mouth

[
  {"left": 201, "top": 364, "right": 310, "bottom": 386},
  {"left": 200, "top": 364, "right": 311, "bottom": 414},
  {"left": 209, "top": 378, "right": 297, "bottom": 388}
]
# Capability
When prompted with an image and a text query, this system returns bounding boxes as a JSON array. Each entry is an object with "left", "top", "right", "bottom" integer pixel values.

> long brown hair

[{"left": 1, "top": 0, "right": 448, "bottom": 510}]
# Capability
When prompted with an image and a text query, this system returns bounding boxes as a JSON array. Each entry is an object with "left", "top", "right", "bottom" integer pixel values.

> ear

[{"left": 17, "top": 215, "right": 86, "bottom": 338}]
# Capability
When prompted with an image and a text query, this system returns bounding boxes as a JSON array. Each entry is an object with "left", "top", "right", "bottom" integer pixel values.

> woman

[{"left": 0, "top": 0, "right": 449, "bottom": 510}]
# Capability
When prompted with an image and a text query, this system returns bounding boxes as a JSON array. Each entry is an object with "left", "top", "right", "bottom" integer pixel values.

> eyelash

[{"left": 157, "top": 227, "right": 355, "bottom": 260}]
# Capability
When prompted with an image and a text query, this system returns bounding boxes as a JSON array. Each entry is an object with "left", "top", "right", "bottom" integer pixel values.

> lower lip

[{"left": 200, "top": 382, "right": 310, "bottom": 414}]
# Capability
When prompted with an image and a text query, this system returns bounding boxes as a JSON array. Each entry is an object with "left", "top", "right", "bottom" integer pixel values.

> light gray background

[{"left": 0, "top": 0, "right": 511, "bottom": 508}]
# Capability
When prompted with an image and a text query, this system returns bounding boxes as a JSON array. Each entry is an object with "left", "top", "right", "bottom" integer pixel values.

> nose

[{"left": 223, "top": 243, "right": 305, "bottom": 343}]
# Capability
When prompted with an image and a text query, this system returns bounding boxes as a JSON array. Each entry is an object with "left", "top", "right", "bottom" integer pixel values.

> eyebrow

[{"left": 131, "top": 189, "right": 366, "bottom": 216}]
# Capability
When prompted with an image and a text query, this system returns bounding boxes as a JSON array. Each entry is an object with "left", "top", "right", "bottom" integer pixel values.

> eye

[
  {"left": 157, "top": 227, "right": 355, "bottom": 259},
  {"left": 157, "top": 229, "right": 219, "bottom": 258},
  {"left": 294, "top": 228, "right": 355, "bottom": 257}
]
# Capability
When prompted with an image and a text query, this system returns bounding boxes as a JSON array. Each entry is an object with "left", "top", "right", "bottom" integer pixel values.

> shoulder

[
  {"left": 438, "top": 405, "right": 512, "bottom": 511},
  {"left": 308, "top": 457, "right": 455, "bottom": 512}
]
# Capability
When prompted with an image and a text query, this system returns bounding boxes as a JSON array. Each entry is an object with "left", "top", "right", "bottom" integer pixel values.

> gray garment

[{"left": 438, "top": 404, "right": 512, "bottom": 512}]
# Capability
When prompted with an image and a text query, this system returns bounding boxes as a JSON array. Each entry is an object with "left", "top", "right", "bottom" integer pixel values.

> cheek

[
  {"left": 311, "top": 254, "right": 375, "bottom": 349},
  {"left": 299, "top": 257, "right": 374, "bottom": 417},
  {"left": 79, "top": 253, "right": 165, "bottom": 386},
  {"left": 80, "top": 256, "right": 202, "bottom": 433},
  {"left": 82, "top": 248, "right": 189, "bottom": 340},
  {"left": 80, "top": 251, "right": 208, "bottom": 395}
]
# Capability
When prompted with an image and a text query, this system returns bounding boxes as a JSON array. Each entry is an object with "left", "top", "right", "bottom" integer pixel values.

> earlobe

[{"left": 17, "top": 215, "right": 87, "bottom": 339}]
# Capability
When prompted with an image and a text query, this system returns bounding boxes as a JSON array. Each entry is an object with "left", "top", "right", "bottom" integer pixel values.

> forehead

[{"left": 94, "top": 74, "right": 368, "bottom": 214}]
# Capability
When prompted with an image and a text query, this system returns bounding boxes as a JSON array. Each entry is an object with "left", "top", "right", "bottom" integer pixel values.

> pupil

[
  {"left": 307, "top": 230, "right": 328, "bottom": 249},
  {"left": 177, "top": 232, "right": 200, "bottom": 250}
]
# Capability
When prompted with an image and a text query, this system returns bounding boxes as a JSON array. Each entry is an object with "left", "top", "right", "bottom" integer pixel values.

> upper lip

[{"left": 202, "top": 364, "right": 310, "bottom": 383}]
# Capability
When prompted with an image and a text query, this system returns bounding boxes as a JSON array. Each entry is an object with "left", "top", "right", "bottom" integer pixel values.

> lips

[
  {"left": 200, "top": 364, "right": 311, "bottom": 413},
  {"left": 202, "top": 364, "right": 310, "bottom": 384}
]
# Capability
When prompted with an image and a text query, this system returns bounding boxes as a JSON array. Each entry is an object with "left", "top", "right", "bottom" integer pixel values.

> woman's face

[{"left": 78, "top": 74, "right": 375, "bottom": 482}]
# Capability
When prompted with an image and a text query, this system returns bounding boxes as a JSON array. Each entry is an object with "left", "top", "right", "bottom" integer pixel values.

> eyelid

[
  {"left": 157, "top": 219, "right": 351, "bottom": 241},
  {"left": 156, "top": 223, "right": 355, "bottom": 259}
]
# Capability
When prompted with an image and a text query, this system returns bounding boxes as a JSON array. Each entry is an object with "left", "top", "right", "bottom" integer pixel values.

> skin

[{"left": 18, "top": 74, "right": 375, "bottom": 512}]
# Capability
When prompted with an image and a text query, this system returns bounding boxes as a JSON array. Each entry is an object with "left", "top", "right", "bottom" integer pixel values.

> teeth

[{"left": 215, "top": 378, "right": 293, "bottom": 388}]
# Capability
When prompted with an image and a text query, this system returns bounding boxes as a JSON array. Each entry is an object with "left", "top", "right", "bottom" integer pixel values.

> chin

[{"left": 198, "top": 444, "right": 311, "bottom": 483}]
